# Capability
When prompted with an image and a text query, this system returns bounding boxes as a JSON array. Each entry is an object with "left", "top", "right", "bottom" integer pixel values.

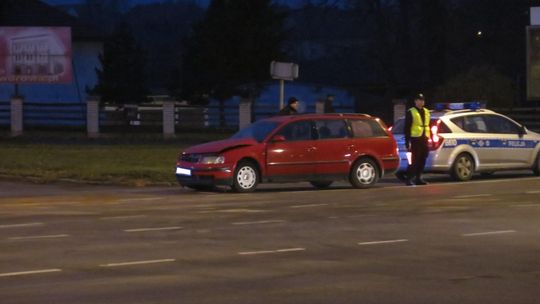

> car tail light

[
  {"left": 428, "top": 120, "right": 444, "bottom": 150},
  {"left": 388, "top": 125, "right": 393, "bottom": 132}
]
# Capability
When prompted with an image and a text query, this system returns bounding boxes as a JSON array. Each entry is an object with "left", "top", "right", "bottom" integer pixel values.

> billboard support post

[
  {"left": 10, "top": 95, "right": 23, "bottom": 137},
  {"left": 270, "top": 61, "right": 299, "bottom": 110}
]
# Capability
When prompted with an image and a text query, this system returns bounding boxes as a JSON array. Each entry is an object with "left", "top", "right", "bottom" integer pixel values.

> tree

[
  {"left": 432, "top": 66, "right": 515, "bottom": 108},
  {"left": 91, "top": 23, "right": 148, "bottom": 105},
  {"left": 182, "top": 0, "right": 286, "bottom": 126}
]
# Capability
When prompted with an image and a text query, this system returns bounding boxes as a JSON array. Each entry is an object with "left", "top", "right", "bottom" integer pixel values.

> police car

[{"left": 391, "top": 102, "right": 540, "bottom": 181}]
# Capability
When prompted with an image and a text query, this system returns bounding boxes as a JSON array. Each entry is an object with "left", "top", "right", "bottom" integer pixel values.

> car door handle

[{"left": 308, "top": 147, "right": 318, "bottom": 152}]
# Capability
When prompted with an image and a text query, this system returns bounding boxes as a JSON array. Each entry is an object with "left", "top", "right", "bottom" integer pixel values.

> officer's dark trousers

[{"left": 407, "top": 136, "right": 429, "bottom": 181}]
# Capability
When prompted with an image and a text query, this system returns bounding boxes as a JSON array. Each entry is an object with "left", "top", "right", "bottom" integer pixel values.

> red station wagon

[{"left": 176, "top": 114, "right": 400, "bottom": 192}]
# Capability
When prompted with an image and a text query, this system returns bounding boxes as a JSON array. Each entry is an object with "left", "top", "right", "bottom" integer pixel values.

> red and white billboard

[{"left": 0, "top": 27, "right": 72, "bottom": 84}]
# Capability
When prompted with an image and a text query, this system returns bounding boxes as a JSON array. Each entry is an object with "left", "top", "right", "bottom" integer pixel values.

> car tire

[
  {"left": 451, "top": 153, "right": 474, "bottom": 181},
  {"left": 349, "top": 158, "right": 379, "bottom": 189},
  {"left": 533, "top": 152, "right": 540, "bottom": 176},
  {"left": 232, "top": 161, "right": 259, "bottom": 192},
  {"left": 309, "top": 181, "right": 333, "bottom": 189}
]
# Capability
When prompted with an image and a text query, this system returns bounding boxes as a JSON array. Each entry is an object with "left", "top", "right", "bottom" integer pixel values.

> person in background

[
  {"left": 403, "top": 93, "right": 430, "bottom": 186},
  {"left": 323, "top": 94, "right": 335, "bottom": 113},
  {"left": 278, "top": 97, "right": 300, "bottom": 115}
]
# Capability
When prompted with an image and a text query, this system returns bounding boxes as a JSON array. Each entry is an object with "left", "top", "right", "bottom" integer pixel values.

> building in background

[{"left": 0, "top": 0, "right": 103, "bottom": 104}]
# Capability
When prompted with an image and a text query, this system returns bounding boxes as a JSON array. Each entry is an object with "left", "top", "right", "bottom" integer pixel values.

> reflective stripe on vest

[{"left": 409, "top": 107, "right": 430, "bottom": 138}]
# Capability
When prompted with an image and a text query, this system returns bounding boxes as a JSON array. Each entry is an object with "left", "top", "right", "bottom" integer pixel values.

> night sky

[{"left": 42, "top": 0, "right": 309, "bottom": 8}]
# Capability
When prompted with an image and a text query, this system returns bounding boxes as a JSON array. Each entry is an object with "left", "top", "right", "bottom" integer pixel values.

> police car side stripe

[{"left": 443, "top": 139, "right": 538, "bottom": 149}]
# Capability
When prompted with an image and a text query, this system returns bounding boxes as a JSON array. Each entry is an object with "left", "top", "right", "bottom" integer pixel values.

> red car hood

[{"left": 184, "top": 138, "right": 258, "bottom": 154}]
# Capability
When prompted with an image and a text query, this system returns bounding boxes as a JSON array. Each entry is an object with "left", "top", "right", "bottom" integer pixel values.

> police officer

[
  {"left": 403, "top": 93, "right": 430, "bottom": 186},
  {"left": 278, "top": 97, "right": 300, "bottom": 115}
]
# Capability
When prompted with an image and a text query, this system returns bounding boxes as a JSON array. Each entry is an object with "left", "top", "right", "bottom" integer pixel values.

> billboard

[
  {"left": 0, "top": 27, "right": 72, "bottom": 84},
  {"left": 527, "top": 26, "right": 540, "bottom": 100}
]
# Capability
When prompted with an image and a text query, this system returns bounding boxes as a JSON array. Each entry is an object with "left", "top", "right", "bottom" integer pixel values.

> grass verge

[{"left": 0, "top": 131, "right": 232, "bottom": 186}]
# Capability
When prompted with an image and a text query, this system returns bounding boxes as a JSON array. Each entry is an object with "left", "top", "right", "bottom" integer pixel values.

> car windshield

[{"left": 231, "top": 120, "right": 280, "bottom": 142}]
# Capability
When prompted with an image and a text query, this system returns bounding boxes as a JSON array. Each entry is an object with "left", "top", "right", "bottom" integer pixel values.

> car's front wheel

[
  {"left": 451, "top": 153, "right": 474, "bottom": 181},
  {"left": 349, "top": 158, "right": 379, "bottom": 188},
  {"left": 232, "top": 161, "right": 259, "bottom": 192}
]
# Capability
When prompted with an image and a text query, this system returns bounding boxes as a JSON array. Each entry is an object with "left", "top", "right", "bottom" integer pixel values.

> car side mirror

[{"left": 270, "top": 135, "right": 286, "bottom": 142}]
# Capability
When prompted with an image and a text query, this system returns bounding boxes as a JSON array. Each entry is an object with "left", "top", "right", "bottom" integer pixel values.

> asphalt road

[{"left": 1, "top": 173, "right": 540, "bottom": 304}]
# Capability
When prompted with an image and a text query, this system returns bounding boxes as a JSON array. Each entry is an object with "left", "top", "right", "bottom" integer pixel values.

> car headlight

[{"left": 200, "top": 155, "right": 225, "bottom": 164}]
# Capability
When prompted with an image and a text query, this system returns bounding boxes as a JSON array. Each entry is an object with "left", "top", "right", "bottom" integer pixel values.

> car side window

[
  {"left": 484, "top": 115, "right": 521, "bottom": 134},
  {"left": 276, "top": 120, "right": 315, "bottom": 141},
  {"left": 452, "top": 115, "right": 488, "bottom": 133},
  {"left": 315, "top": 119, "right": 349, "bottom": 139},
  {"left": 350, "top": 119, "right": 388, "bottom": 138}
]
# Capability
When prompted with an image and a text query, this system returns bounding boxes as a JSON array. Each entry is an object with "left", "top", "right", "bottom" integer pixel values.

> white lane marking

[
  {"left": 453, "top": 194, "right": 492, "bottom": 199},
  {"left": 462, "top": 230, "right": 516, "bottom": 237},
  {"left": 124, "top": 226, "right": 183, "bottom": 233},
  {"left": 99, "top": 259, "right": 175, "bottom": 267},
  {"left": 8, "top": 234, "right": 70, "bottom": 241},
  {"left": 358, "top": 239, "right": 409, "bottom": 246},
  {"left": 232, "top": 220, "right": 286, "bottom": 225},
  {"left": 0, "top": 222, "right": 44, "bottom": 229},
  {"left": 198, "top": 209, "right": 267, "bottom": 214},
  {"left": 117, "top": 197, "right": 165, "bottom": 202},
  {"left": 512, "top": 203, "right": 540, "bottom": 207},
  {"left": 525, "top": 190, "right": 540, "bottom": 194},
  {"left": 238, "top": 247, "right": 305, "bottom": 256},
  {"left": 0, "top": 269, "right": 62, "bottom": 277},
  {"left": 100, "top": 215, "right": 147, "bottom": 220},
  {"left": 289, "top": 203, "right": 328, "bottom": 209},
  {"left": 433, "top": 176, "right": 540, "bottom": 186}
]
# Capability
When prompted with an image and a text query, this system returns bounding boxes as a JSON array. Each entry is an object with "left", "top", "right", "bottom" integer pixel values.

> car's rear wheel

[
  {"left": 533, "top": 152, "right": 540, "bottom": 176},
  {"left": 451, "top": 153, "right": 474, "bottom": 181},
  {"left": 349, "top": 158, "right": 379, "bottom": 188},
  {"left": 232, "top": 161, "right": 259, "bottom": 192},
  {"left": 309, "top": 181, "right": 333, "bottom": 189}
]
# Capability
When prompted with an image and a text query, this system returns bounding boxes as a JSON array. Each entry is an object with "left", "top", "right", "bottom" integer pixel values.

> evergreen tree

[
  {"left": 91, "top": 23, "right": 148, "bottom": 105},
  {"left": 182, "top": 0, "right": 286, "bottom": 126}
]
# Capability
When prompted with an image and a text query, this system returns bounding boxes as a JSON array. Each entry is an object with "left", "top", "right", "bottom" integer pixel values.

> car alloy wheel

[
  {"left": 232, "top": 161, "right": 258, "bottom": 192},
  {"left": 350, "top": 158, "right": 379, "bottom": 188},
  {"left": 452, "top": 153, "right": 474, "bottom": 181}
]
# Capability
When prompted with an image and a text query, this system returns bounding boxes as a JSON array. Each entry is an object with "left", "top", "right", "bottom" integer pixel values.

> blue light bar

[{"left": 434, "top": 101, "right": 486, "bottom": 111}]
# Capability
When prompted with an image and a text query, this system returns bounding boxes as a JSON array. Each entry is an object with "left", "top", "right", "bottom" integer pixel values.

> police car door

[
  {"left": 484, "top": 114, "right": 533, "bottom": 167},
  {"left": 456, "top": 114, "right": 500, "bottom": 168}
]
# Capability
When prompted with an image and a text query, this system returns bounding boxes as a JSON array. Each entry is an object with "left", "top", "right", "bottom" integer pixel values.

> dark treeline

[{"left": 72, "top": 0, "right": 540, "bottom": 110}]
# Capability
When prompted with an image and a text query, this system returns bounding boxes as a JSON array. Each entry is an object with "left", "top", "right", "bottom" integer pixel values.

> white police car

[{"left": 392, "top": 102, "right": 540, "bottom": 181}]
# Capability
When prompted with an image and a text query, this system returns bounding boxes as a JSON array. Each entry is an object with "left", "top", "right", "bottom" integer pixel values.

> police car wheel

[
  {"left": 534, "top": 153, "right": 540, "bottom": 176},
  {"left": 350, "top": 158, "right": 379, "bottom": 188},
  {"left": 451, "top": 153, "right": 474, "bottom": 181},
  {"left": 232, "top": 161, "right": 259, "bottom": 192}
]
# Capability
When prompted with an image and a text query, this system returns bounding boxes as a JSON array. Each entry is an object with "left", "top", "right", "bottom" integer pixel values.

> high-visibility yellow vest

[{"left": 409, "top": 107, "right": 430, "bottom": 138}]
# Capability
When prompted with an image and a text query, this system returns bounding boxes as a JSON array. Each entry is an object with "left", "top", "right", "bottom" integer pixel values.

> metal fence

[
  {"left": 3, "top": 101, "right": 534, "bottom": 132},
  {"left": 0, "top": 101, "right": 9, "bottom": 126}
]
